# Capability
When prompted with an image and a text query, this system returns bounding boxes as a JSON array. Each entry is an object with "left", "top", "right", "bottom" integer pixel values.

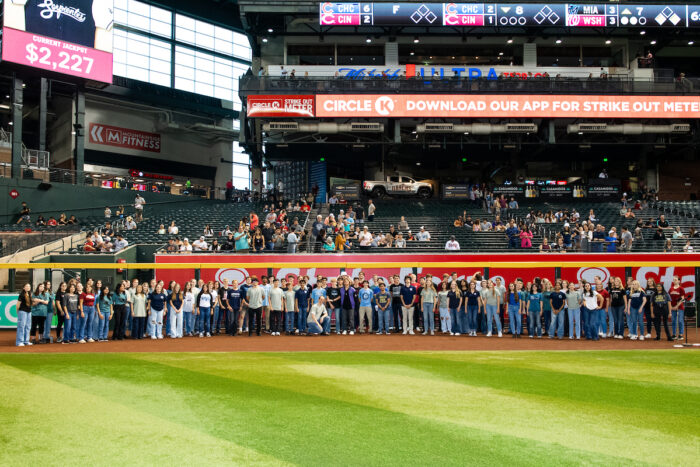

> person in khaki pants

[
  {"left": 400, "top": 276, "right": 417, "bottom": 335},
  {"left": 357, "top": 281, "right": 374, "bottom": 333}
]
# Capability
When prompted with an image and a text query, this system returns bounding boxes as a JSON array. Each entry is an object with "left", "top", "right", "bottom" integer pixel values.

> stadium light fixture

[
  {"left": 499, "top": 52, "right": 504, "bottom": 56},
  {"left": 413, "top": 36, "right": 420, "bottom": 43},
  {"left": 555, "top": 38, "right": 562, "bottom": 44},
  {"left": 689, "top": 41, "right": 695, "bottom": 45},
  {"left": 605, "top": 39, "right": 612, "bottom": 44},
  {"left": 650, "top": 40, "right": 657, "bottom": 45},
  {"left": 640, "top": 30, "right": 646, "bottom": 35},
  {"left": 262, "top": 38, "right": 268, "bottom": 43},
  {"left": 410, "top": 52, "right": 415, "bottom": 56},
  {"left": 366, "top": 37, "right": 372, "bottom": 43},
  {"left": 507, "top": 37, "right": 513, "bottom": 44},
  {"left": 416, "top": 162, "right": 421, "bottom": 165},
  {"left": 267, "top": 28, "right": 274, "bottom": 33}
]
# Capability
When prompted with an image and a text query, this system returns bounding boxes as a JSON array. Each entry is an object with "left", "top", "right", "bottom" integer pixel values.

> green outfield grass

[{"left": 1, "top": 350, "right": 698, "bottom": 466}]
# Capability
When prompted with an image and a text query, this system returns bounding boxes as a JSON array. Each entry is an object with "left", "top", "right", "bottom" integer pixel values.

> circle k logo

[{"left": 374, "top": 96, "right": 395, "bottom": 115}]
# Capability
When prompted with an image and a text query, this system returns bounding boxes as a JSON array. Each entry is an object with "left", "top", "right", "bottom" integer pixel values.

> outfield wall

[{"left": 154, "top": 253, "right": 698, "bottom": 301}]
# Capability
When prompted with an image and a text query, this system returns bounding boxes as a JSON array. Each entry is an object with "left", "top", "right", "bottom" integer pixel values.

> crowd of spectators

[{"left": 13, "top": 202, "right": 80, "bottom": 228}]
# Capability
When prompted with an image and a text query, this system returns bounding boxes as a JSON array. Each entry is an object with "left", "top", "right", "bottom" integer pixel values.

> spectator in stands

[
  {"left": 359, "top": 227, "right": 372, "bottom": 249},
  {"left": 657, "top": 215, "right": 670, "bottom": 229},
  {"left": 249, "top": 211, "right": 259, "bottom": 231},
  {"left": 322, "top": 237, "right": 335, "bottom": 251},
  {"left": 683, "top": 240, "right": 694, "bottom": 253},
  {"left": 251, "top": 228, "right": 265, "bottom": 253},
  {"left": 663, "top": 239, "right": 674, "bottom": 253},
  {"left": 367, "top": 200, "right": 376, "bottom": 222},
  {"left": 67, "top": 215, "right": 78, "bottom": 225},
  {"left": 355, "top": 203, "right": 365, "bottom": 224},
  {"left": 653, "top": 228, "right": 665, "bottom": 241},
  {"left": 125, "top": 216, "right": 137, "bottom": 230},
  {"left": 104, "top": 206, "right": 111, "bottom": 219},
  {"left": 417, "top": 226, "right": 431, "bottom": 242},
  {"left": 16, "top": 202, "right": 31, "bottom": 224},
  {"left": 453, "top": 216, "right": 464, "bottom": 227},
  {"left": 234, "top": 226, "right": 250, "bottom": 253},
  {"left": 203, "top": 224, "right": 214, "bottom": 237},
  {"left": 506, "top": 220, "right": 520, "bottom": 248},
  {"left": 47, "top": 216, "right": 57, "bottom": 227},
  {"left": 672, "top": 227, "right": 684, "bottom": 239},
  {"left": 620, "top": 227, "right": 633, "bottom": 252},
  {"left": 83, "top": 237, "right": 96, "bottom": 252},
  {"left": 539, "top": 238, "right": 552, "bottom": 252},
  {"left": 394, "top": 233, "right": 406, "bottom": 248},
  {"left": 605, "top": 231, "right": 618, "bottom": 253},
  {"left": 329, "top": 194, "right": 338, "bottom": 204},
  {"left": 167, "top": 221, "right": 178, "bottom": 235},
  {"left": 57, "top": 213, "right": 67, "bottom": 225},
  {"left": 590, "top": 225, "right": 606, "bottom": 252},
  {"left": 287, "top": 229, "right": 299, "bottom": 253},
  {"left": 113, "top": 234, "right": 128, "bottom": 252},
  {"left": 157, "top": 224, "right": 166, "bottom": 235},
  {"left": 166, "top": 239, "right": 178, "bottom": 253},
  {"left": 134, "top": 194, "right": 146, "bottom": 221},
  {"left": 472, "top": 220, "right": 481, "bottom": 232},
  {"left": 193, "top": 236, "right": 208, "bottom": 251},
  {"left": 312, "top": 215, "right": 325, "bottom": 242},
  {"left": 445, "top": 235, "right": 460, "bottom": 251},
  {"left": 179, "top": 238, "right": 192, "bottom": 253},
  {"left": 508, "top": 197, "right": 519, "bottom": 210},
  {"left": 35, "top": 215, "right": 46, "bottom": 226},
  {"left": 520, "top": 226, "right": 533, "bottom": 249}
]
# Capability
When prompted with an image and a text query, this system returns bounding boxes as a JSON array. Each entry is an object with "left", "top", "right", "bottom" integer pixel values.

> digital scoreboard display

[
  {"left": 1, "top": 0, "right": 114, "bottom": 83},
  {"left": 320, "top": 2, "right": 700, "bottom": 28}
]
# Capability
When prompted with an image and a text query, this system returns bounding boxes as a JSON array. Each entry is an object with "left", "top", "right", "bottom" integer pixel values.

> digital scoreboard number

[{"left": 319, "top": 2, "right": 700, "bottom": 28}]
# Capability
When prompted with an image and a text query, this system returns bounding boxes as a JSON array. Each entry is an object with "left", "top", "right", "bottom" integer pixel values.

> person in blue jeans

[
  {"left": 564, "top": 282, "right": 583, "bottom": 339},
  {"left": 548, "top": 283, "right": 567, "bottom": 339},
  {"left": 669, "top": 276, "right": 687, "bottom": 340},
  {"left": 506, "top": 283, "right": 521, "bottom": 338},
  {"left": 62, "top": 284, "right": 80, "bottom": 343},
  {"left": 375, "top": 283, "right": 391, "bottom": 335},
  {"left": 608, "top": 277, "right": 627, "bottom": 339},
  {"left": 295, "top": 280, "right": 310, "bottom": 334},
  {"left": 582, "top": 282, "right": 602, "bottom": 340},
  {"left": 42, "top": 281, "right": 54, "bottom": 343},
  {"left": 463, "top": 281, "right": 481, "bottom": 337},
  {"left": 446, "top": 281, "right": 462, "bottom": 336},
  {"left": 541, "top": 282, "right": 553, "bottom": 335},
  {"left": 195, "top": 283, "right": 212, "bottom": 338},
  {"left": 283, "top": 282, "right": 296, "bottom": 335},
  {"left": 15, "top": 283, "right": 33, "bottom": 347},
  {"left": 79, "top": 284, "right": 97, "bottom": 343},
  {"left": 96, "top": 285, "right": 113, "bottom": 342},
  {"left": 480, "top": 281, "right": 502, "bottom": 337},
  {"left": 626, "top": 280, "right": 647, "bottom": 340},
  {"left": 526, "top": 284, "right": 543, "bottom": 338},
  {"left": 148, "top": 283, "right": 168, "bottom": 339}
]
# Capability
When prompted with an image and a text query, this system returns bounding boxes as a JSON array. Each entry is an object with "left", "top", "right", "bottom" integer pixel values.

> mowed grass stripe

[
  {"left": 1, "top": 354, "right": 639, "bottom": 467},
  {"left": 276, "top": 351, "right": 700, "bottom": 417},
  {"left": 0, "top": 362, "right": 289, "bottom": 467},
  {"left": 133, "top": 352, "right": 695, "bottom": 466},
  {"left": 408, "top": 350, "right": 700, "bottom": 389}
]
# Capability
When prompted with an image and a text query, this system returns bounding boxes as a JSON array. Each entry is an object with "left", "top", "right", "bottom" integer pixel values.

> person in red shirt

[
  {"left": 83, "top": 238, "right": 96, "bottom": 252},
  {"left": 47, "top": 217, "right": 58, "bottom": 226},
  {"left": 79, "top": 284, "right": 97, "bottom": 343},
  {"left": 249, "top": 211, "right": 259, "bottom": 231},
  {"left": 668, "top": 276, "right": 687, "bottom": 340}
]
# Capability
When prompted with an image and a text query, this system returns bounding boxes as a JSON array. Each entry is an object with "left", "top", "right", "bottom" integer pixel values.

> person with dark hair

[
  {"left": 30, "top": 283, "right": 50, "bottom": 344},
  {"left": 651, "top": 282, "right": 673, "bottom": 341},
  {"left": 111, "top": 283, "right": 128, "bottom": 340},
  {"left": 54, "top": 282, "right": 67, "bottom": 343},
  {"left": 96, "top": 285, "right": 113, "bottom": 342},
  {"left": 15, "top": 283, "right": 33, "bottom": 347},
  {"left": 246, "top": 278, "right": 264, "bottom": 336},
  {"left": 62, "top": 283, "right": 80, "bottom": 343},
  {"left": 581, "top": 282, "right": 602, "bottom": 341}
]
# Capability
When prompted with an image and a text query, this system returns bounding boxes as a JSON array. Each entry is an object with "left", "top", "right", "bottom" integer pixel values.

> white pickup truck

[{"left": 363, "top": 175, "right": 433, "bottom": 199}]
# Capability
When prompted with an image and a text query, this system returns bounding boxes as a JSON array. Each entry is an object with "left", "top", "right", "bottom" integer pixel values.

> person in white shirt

[
  {"left": 417, "top": 226, "right": 431, "bottom": 241},
  {"left": 124, "top": 216, "right": 137, "bottom": 230},
  {"left": 168, "top": 221, "right": 179, "bottom": 235},
  {"left": 180, "top": 238, "right": 193, "bottom": 253},
  {"left": 287, "top": 231, "right": 298, "bottom": 253},
  {"left": 329, "top": 195, "right": 338, "bottom": 204},
  {"left": 134, "top": 195, "right": 145, "bottom": 220},
  {"left": 445, "top": 236, "right": 460, "bottom": 251},
  {"left": 192, "top": 236, "right": 208, "bottom": 251},
  {"left": 307, "top": 296, "right": 330, "bottom": 335},
  {"left": 683, "top": 240, "right": 694, "bottom": 253},
  {"left": 367, "top": 200, "right": 376, "bottom": 221},
  {"left": 359, "top": 227, "right": 373, "bottom": 248},
  {"left": 113, "top": 234, "right": 128, "bottom": 252}
]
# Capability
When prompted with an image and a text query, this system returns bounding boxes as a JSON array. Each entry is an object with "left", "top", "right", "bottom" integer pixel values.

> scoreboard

[{"left": 319, "top": 3, "right": 700, "bottom": 28}]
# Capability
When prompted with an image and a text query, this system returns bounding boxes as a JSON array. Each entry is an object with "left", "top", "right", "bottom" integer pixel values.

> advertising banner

[
  {"left": 539, "top": 185, "right": 573, "bottom": 199},
  {"left": 2, "top": 0, "right": 114, "bottom": 83},
  {"left": 315, "top": 94, "right": 700, "bottom": 119},
  {"left": 0, "top": 294, "right": 18, "bottom": 328},
  {"left": 247, "top": 95, "right": 315, "bottom": 118},
  {"left": 330, "top": 178, "right": 361, "bottom": 201},
  {"left": 441, "top": 184, "right": 469, "bottom": 199},
  {"left": 89, "top": 123, "right": 161, "bottom": 152},
  {"left": 493, "top": 185, "right": 525, "bottom": 197}
]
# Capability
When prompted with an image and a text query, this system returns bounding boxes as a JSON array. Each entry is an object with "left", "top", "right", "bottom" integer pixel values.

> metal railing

[{"left": 240, "top": 74, "right": 700, "bottom": 96}]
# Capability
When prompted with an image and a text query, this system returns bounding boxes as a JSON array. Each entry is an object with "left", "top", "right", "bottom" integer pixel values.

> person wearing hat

[
  {"left": 180, "top": 238, "right": 192, "bottom": 253},
  {"left": 192, "top": 236, "right": 208, "bottom": 251},
  {"left": 417, "top": 226, "right": 431, "bottom": 242},
  {"left": 246, "top": 278, "right": 264, "bottom": 336},
  {"left": 359, "top": 226, "right": 372, "bottom": 249}
]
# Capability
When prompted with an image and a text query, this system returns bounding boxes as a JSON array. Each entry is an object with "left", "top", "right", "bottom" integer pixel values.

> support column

[
  {"left": 11, "top": 77, "right": 24, "bottom": 178},
  {"left": 39, "top": 78, "right": 48, "bottom": 152},
  {"left": 74, "top": 91, "right": 85, "bottom": 181}
]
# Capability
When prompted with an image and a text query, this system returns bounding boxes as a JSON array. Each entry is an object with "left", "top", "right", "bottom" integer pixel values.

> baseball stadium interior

[{"left": 2, "top": 2, "right": 699, "bottom": 465}]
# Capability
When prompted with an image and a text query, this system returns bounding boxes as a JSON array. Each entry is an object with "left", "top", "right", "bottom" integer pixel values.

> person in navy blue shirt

[
  {"left": 400, "top": 276, "right": 417, "bottom": 335},
  {"left": 295, "top": 280, "right": 310, "bottom": 334},
  {"left": 226, "top": 280, "right": 245, "bottom": 336},
  {"left": 147, "top": 284, "right": 167, "bottom": 339}
]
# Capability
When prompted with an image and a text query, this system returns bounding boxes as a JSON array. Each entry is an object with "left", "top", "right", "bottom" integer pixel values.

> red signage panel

[
  {"left": 247, "top": 95, "right": 315, "bottom": 118},
  {"left": 89, "top": 123, "right": 161, "bottom": 153}
]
